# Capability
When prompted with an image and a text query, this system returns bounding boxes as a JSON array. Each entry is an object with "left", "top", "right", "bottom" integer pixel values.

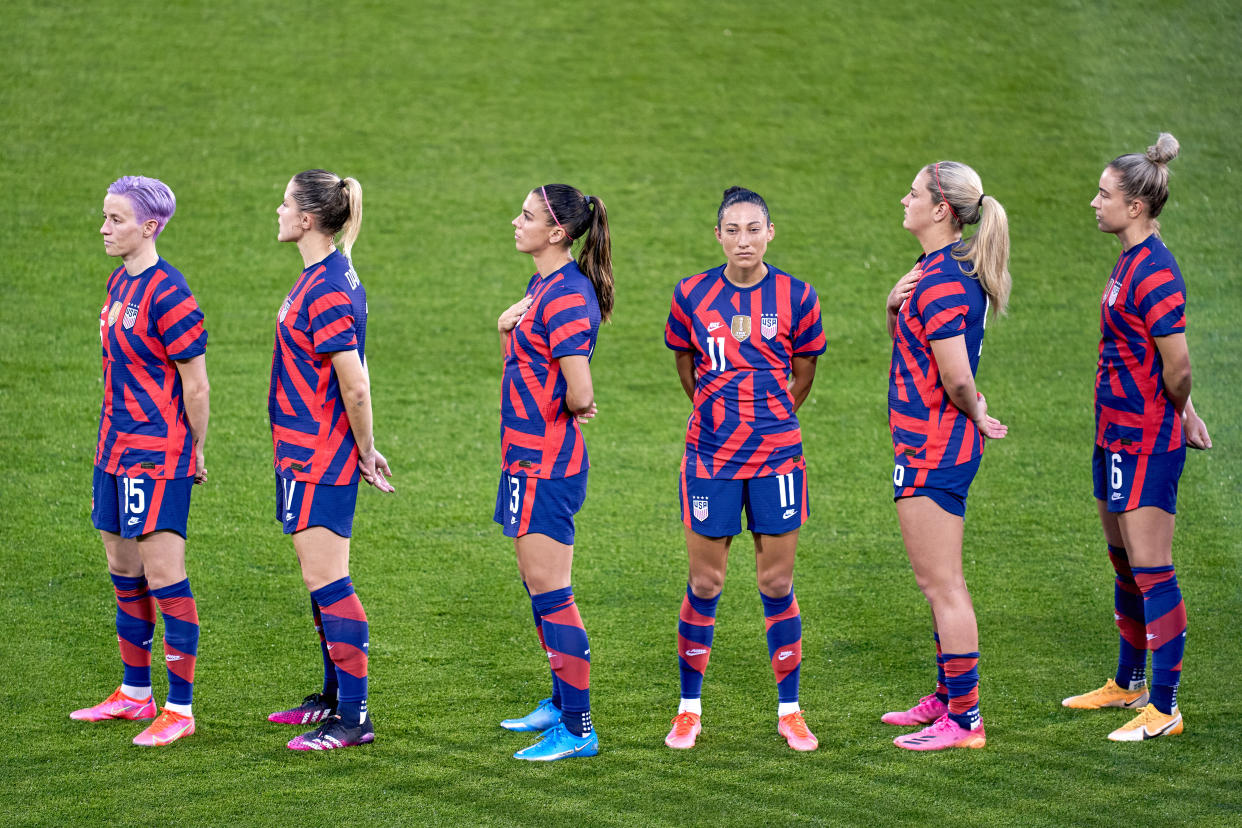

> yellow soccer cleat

[
  {"left": 1108, "top": 704, "right": 1182, "bottom": 742},
  {"left": 1062, "top": 678, "right": 1149, "bottom": 710}
]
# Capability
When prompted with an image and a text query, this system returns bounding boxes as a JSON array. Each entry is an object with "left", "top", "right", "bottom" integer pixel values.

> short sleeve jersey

[
  {"left": 269, "top": 249, "right": 368, "bottom": 485},
  {"left": 500, "top": 261, "right": 601, "bottom": 479},
  {"left": 665, "top": 264, "right": 826, "bottom": 480},
  {"left": 95, "top": 258, "right": 208, "bottom": 479},
  {"left": 1095, "top": 234, "right": 1186, "bottom": 454},
  {"left": 888, "top": 245, "right": 988, "bottom": 469}
]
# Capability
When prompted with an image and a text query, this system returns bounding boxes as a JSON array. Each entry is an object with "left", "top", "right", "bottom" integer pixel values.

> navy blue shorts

[
  {"left": 494, "top": 470, "right": 588, "bottom": 546},
  {"left": 1093, "top": 446, "right": 1183, "bottom": 515},
  {"left": 680, "top": 466, "right": 808, "bottom": 537},
  {"left": 92, "top": 467, "right": 194, "bottom": 539},
  {"left": 892, "top": 456, "right": 980, "bottom": 518},
  {"left": 276, "top": 473, "right": 358, "bottom": 537}
]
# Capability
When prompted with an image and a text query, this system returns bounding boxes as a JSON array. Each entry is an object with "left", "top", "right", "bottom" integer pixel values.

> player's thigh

[
  {"left": 743, "top": 467, "right": 807, "bottom": 535},
  {"left": 681, "top": 472, "right": 744, "bottom": 538}
]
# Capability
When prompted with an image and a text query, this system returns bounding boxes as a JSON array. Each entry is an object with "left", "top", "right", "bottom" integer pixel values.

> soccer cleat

[
  {"left": 881, "top": 693, "right": 948, "bottom": 726},
  {"left": 500, "top": 697, "right": 562, "bottom": 732},
  {"left": 893, "top": 714, "right": 986, "bottom": 751},
  {"left": 777, "top": 711, "right": 819, "bottom": 752},
  {"left": 268, "top": 693, "right": 337, "bottom": 725},
  {"left": 1107, "top": 704, "right": 1182, "bottom": 742},
  {"left": 70, "top": 688, "right": 157, "bottom": 722},
  {"left": 664, "top": 712, "right": 702, "bottom": 749},
  {"left": 287, "top": 714, "right": 376, "bottom": 751},
  {"left": 513, "top": 722, "right": 599, "bottom": 761},
  {"left": 132, "top": 709, "right": 195, "bottom": 746},
  {"left": 1061, "top": 678, "right": 1149, "bottom": 710}
]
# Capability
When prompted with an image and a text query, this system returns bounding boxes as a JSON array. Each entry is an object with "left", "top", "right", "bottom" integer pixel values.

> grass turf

[{"left": 1, "top": 0, "right": 1240, "bottom": 825}]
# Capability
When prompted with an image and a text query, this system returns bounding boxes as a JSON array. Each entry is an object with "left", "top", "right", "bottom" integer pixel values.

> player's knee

[
  {"left": 688, "top": 571, "right": 724, "bottom": 599},
  {"left": 758, "top": 573, "right": 793, "bottom": 599}
]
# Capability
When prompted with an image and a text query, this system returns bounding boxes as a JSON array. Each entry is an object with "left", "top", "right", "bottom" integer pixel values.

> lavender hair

[{"left": 107, "top": 176, "right": 176, "bottom": 239}]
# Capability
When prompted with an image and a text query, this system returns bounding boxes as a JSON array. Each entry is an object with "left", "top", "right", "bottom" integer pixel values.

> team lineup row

[{"left": 75, "top": 132, "right": 1210, "bottom": 757}]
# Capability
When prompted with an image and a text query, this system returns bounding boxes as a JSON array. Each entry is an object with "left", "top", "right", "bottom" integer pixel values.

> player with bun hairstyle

[
  {"left": 495, "top": 184, "right": 612, "bottom": 761},
  {"left": 266, "top": 169, "right": 394, "bottom": 751},
  {"left": 663, "top": 187, "right": 827, "bottom": 751},
  {"left": 882, "top": 161, "right": 1010, "bottom": 751},
  {"left": 1062, "top": 134, "right": 1210, "bottom": 741},
  {"left": 73, "top": 175, "right": 210, "bottom": 747}
]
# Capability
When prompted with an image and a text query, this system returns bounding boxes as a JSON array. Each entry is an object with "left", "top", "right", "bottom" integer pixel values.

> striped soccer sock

[
  {"left": 1108, "top": 545, "right": 1148, "bottom": 689},
  {"left": 111, "top": 574, "right": 156, "bottom": 693},
  {"left": 153, "top": 579, "right": 199, "bottom": 709},
  {"left": 312, "top": 577, "right": 370, "bottom": 726},
  {"left": 933, "top": 632, "right": 949, "bottom": 704},
  {"left": 525, "top": 581, "right": 562, "bottom": 709},
  {"left": 310, "top": 597, "right": 339, "bottom": 701},
  {"left": 532, "top": 586, "right": 592, "bottom": 736},
  {"left": 678, "top": 584, "right": 720, "bottom": 703},
  {"left": 760, "top": 589, "right": 803, "bottom": 705},
  {"left": 943, "top": 652, "right": 981, "bottom": 730},
  {"left": 1133, "top": 566, "right": 1186, "bottom": 714}
]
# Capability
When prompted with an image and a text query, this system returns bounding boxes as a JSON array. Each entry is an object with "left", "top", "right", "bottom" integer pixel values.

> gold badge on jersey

[
  {"left": 107, "top": 301, "right": 122, "bottom": 326},
  {"left": 730, "top": 315, "right": 751, "bottom": 342}
]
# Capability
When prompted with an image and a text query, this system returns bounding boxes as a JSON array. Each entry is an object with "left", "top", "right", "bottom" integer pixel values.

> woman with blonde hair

[{"left": 881, "top": 161, "right": 1010, "bottom": 750}]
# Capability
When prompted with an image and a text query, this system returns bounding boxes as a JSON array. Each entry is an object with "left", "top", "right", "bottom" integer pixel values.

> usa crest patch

[
  {"left": 122, "top": 303, "right": 139, "bottom": 330},
  {"left": 1107, "top": 280, "right": 1121, "bottom": 307},
  {"left": 692, "top": 496, "right": 709, "bottom": 522},
  {"left": 730, "top": 315, "right": 751, "bottom": 342},
  {"left": 760, "top": 313, "right": 778, "bottom": 340},
  {"left": 278, "top": 297, "right": 292, "bottom": 323}
]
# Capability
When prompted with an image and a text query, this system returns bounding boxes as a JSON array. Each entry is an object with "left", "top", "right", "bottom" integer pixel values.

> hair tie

[
  {"left": 977, "top": 193, "right": 985, "bottom": 208},
  {"left": 339, "top": 178, "right": 347, "bottom": 190},
  {"left": 541, "top": 185, "right": 572, "bottom": 241},
  {"left": 583, "top": 194, "right": 592, "bottom": 208},
  {"left": 932, "top": 162, "right": 961, "bottom": 225}
]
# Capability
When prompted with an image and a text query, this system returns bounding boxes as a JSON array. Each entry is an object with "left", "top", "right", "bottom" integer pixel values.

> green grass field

[{"left": 2, "top": 0, "right": 1240, "bottom": 825}]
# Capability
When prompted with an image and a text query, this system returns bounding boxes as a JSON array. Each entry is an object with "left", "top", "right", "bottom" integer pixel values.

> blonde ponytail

[{"left": 925, "top": 161, "right": 1012, "bottom": 317}]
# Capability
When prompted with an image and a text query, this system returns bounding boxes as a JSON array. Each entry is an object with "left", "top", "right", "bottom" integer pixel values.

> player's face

[
  {"left": 715, "top": 203, "right": 773, "bottom": 267},
  {"left": 100, "top": 194, "right": 148, "bottom": 259},
  {"left": 901, "top": 170, "right": 938, "bottom": 235},
  {"left": 277, "top": 179, "right": 307, "bottom": 243},
  {"left": 1090, "top": 167, "right": 1134, "bottom": 235},
  {"left": 512, "top": 192, "right": 560, "bottom": 254}
]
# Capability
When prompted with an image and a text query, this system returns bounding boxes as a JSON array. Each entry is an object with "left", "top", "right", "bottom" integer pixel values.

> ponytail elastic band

[
  {"left": 932, "top": 163, "right": 961, "bottom": 225},
  {"left": 541, "top": 185, "right": 572, "bottom": 241},
  {"left": 977, "top": 193, "right": 985, "bottom": 208}
]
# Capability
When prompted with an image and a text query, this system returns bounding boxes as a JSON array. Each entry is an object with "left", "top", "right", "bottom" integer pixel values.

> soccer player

[
  {"left": 265, "top": 170, "right": 394, "bottom": 751},
  {"left": 72, "top": 175, "right": 209, "bottom": 747},
  {"left": 662, "top": 187, "right": 826, "bottom": 752},
  {"left": 495, "top": 184, "right": 613, "bottom": 761},
  {"left": 882, "top": 162, "right": 1010, "bottom": 751},
  {"left": 1061, "top": 133, "right": 1211, "bottom": 741}
]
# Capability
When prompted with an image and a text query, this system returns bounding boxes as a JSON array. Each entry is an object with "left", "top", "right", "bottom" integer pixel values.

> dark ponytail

[
  {"left": 537, "top": 184, "right": 614, "bottom": 322},
  {"left": 717, "top": 186, "right": 770, "bottom": 227}
]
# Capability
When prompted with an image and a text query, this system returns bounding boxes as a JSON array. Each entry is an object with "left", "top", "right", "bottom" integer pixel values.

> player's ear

[
  {"left": 767, "top": 222, "right": 775, "bottom": 241},
  {"left": 714, "top": 225, "right": 723, "bottom": 243},
  {"left": 141, "top": 218, "right": 159, "bottom": 239}
]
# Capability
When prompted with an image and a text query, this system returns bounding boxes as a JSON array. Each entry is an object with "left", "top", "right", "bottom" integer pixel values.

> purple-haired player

[{"left": 71, "top": 176, "right": 210, "bottom": 747}]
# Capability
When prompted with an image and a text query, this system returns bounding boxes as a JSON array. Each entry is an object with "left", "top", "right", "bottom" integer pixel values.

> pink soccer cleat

[
  {"left": 70, "top": 688, "right": 157, "bottom": 722},
  {"left": 893, "top": 714, "right": 986, "bottom": 751},
  {"left": 132, "top": 709, "right": 196, "bottom": 746},
  {"left": 777, "top": 711, "right": 819, "bottom": 751},
  {"left": 881, "top": 693, "right": 948, "bottom": 726},
  {"left": 664, "top": 712, "right": 702, "bottom": 749}
]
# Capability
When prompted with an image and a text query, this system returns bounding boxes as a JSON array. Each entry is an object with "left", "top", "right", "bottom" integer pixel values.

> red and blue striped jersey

[
  {"left": 269, "top": 249, "right": 368, "bottom": 485},
  {"left": 95, "top": 258, "right": 207, "bottom": 479},
  {"left": 500, "top": 262, "right": 601, "bottom": 479},
  {"left": 888, "top": 245, "right": 987, "bottom": 469},
  {"left": 1096, "top": 234, "right": 1186, "bottom": 454},
  {"left": 665, "top": 264, "right": 826, "bottom": 480}
]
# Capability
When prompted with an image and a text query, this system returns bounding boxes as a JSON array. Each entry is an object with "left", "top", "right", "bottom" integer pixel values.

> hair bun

[{"left": 1146, "top": 132, "right": 1180, "bottom": 165}]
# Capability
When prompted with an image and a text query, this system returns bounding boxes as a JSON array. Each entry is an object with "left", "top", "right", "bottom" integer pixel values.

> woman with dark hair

[
  {"left": 662, "top": 186, "right": 826, "bottom": 752},
  {"left": 882, "top": 161, "right": 1010, "bottom": 751},
  {"left": 1062, "top": 133, "right": 1210, "bottom": 741},
  {"left": 495, "top": 184, "right": 613, "bottom": 761},
  {"left": 265, "top": 169, "right": 394, "bottom": 751},
  {"left": 72, "top": 175, "right": 209, "bottom": 748}
]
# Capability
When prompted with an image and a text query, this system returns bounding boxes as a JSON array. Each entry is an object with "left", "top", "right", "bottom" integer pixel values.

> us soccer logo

[
  {"left": 1107, "top": 280, "right": 1121, "bottom": 307},
  {"left": 278, "top": 297, "right": 292, "bottom": 323},
  {"left": 730, "top": 315, "right": 751, "bottom": 342},
  {"left": 761, "top": 313, "right": 778, "bottom": 340},
  {"left": 122, "top": 303, "right": 139, "bottom": 330},
  {"left": 692, "top": 496, "right": 709, "bottom": 522}
]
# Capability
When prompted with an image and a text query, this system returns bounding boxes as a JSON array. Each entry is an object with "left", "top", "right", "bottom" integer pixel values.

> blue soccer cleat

[
  {"left": 513, "top": 722, "right": 599, "bottom": 761},
  {"left": 500, "top": 697, "right": 562, "bottom": 732}
]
